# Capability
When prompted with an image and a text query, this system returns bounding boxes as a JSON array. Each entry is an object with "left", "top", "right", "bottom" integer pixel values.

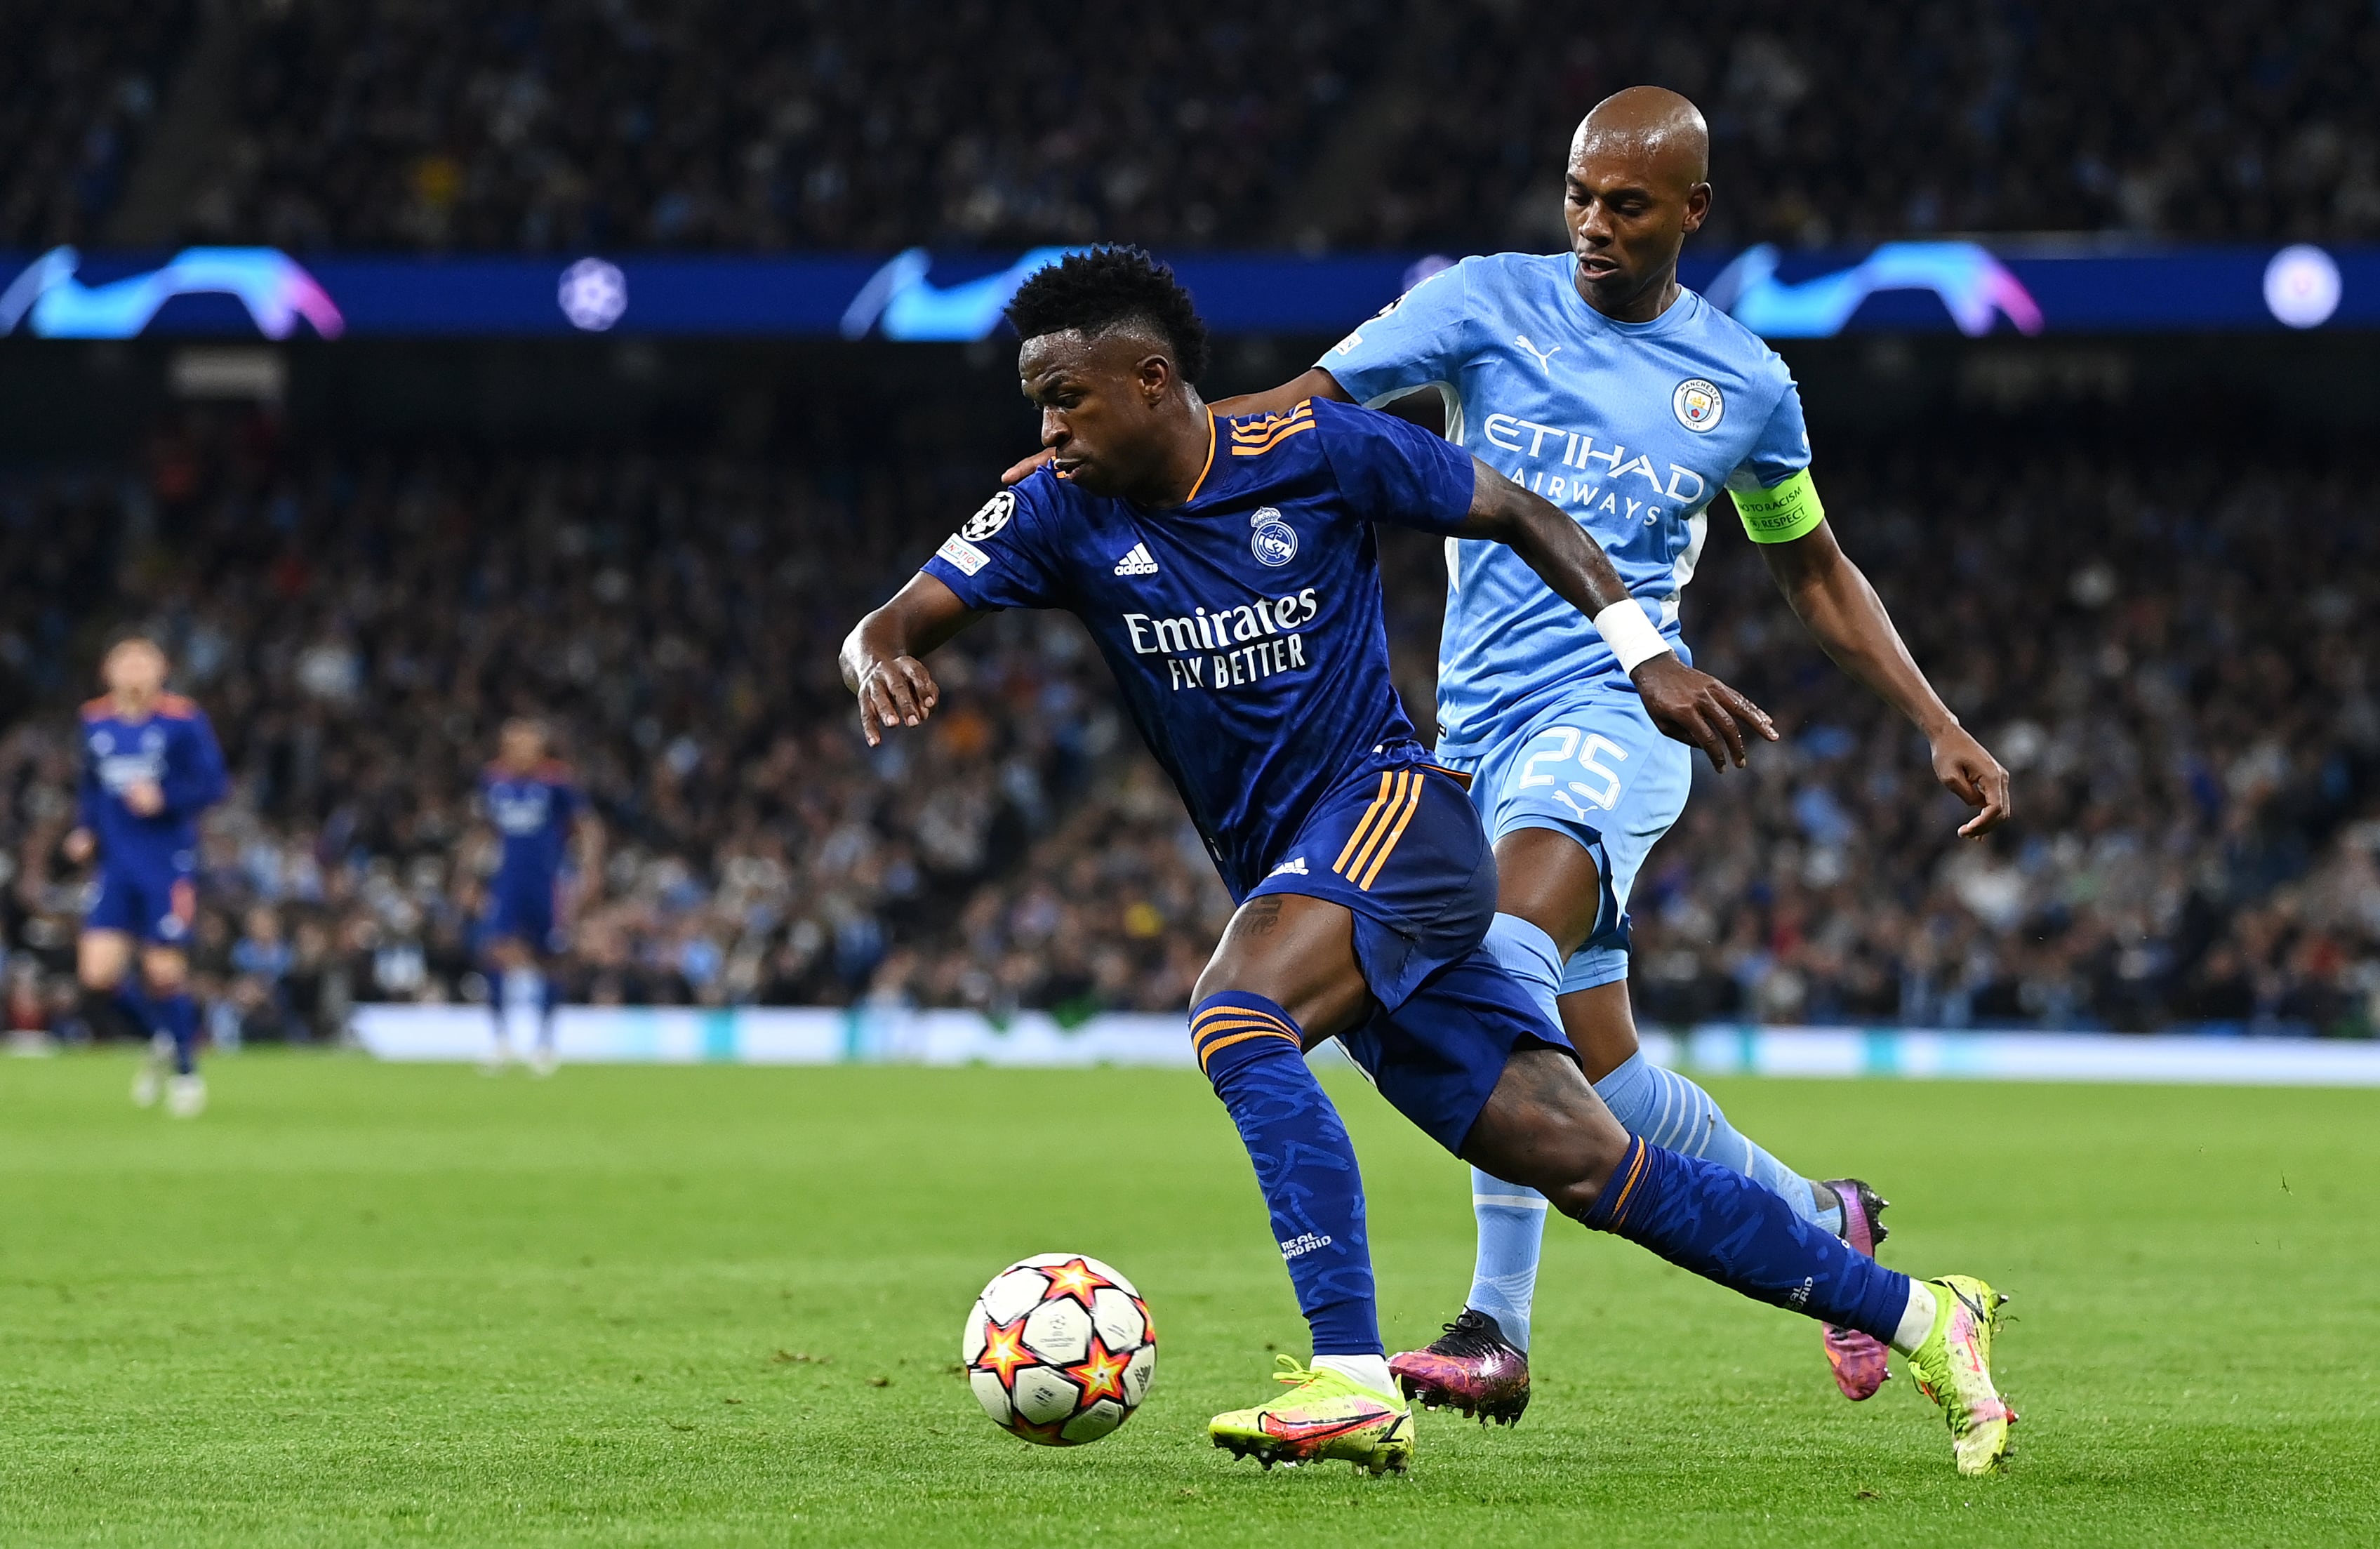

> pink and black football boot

[
  {"left": 1388, "top": 1308, "right": 1531, "bottom": 1426},
  {"left": 1821, "top": 1178, "right": 1893, "bottom": 1400}
]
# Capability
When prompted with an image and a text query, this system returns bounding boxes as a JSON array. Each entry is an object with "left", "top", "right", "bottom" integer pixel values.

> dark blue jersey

[
  {"left": 922, "top": 397, "right": 1475, "bottom": 896},
  {"left": 77, "top": 693, "right": 227, "bottom": 867},
  {"left": 479, "top": 762, "right": 582, "bottom": 889}
]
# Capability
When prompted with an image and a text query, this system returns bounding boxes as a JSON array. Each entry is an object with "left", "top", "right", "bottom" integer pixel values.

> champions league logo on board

[
  {"left": 1249, "top": 507, "right": 1298, "bottom": 567},
  {"left": 1673, "top": 378, "right": 1724, "bottom": 432}
]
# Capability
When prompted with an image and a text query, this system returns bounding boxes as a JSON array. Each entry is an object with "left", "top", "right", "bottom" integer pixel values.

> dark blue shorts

[
  {"left": 483, "top": 880, "right": 561, "bottom": 953},
  {"left": 1247, "top": 763, "right": 1573, "bottom": 1154},
  {"left": 86, "top": 862, "right": 197, "bottom": 945}
]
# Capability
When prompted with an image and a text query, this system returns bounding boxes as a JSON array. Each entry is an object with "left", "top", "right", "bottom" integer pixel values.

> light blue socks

[{"left": 1464, "top": 912, "right": 1841, "bottom": 1350}]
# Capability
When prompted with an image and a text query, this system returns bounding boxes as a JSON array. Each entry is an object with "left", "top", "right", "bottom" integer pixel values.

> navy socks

[
  {"left": 1581, "top": 1136, "right": 1910, "bottom": 1343},
  {"left": 1192, "top": 993, "right": 1381, "bottom": 1357},
  {"left": 159, "top": 993, "right": 198, "bottom": 1075}
]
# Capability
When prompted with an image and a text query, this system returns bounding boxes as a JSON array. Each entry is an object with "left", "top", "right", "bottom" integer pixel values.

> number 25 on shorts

[{"left": 1517, "top": 727, "right": 1628, "bottom": 816}]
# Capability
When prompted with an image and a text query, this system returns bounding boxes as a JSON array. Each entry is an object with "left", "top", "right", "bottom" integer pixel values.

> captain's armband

[{"left": 1731, "top": 468, "right": 1825, "bottom": 544}]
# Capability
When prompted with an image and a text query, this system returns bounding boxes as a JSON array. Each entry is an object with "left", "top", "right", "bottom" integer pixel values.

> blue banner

[{"left": 0, "top": 241, "right": 2368, "bottom": 341}]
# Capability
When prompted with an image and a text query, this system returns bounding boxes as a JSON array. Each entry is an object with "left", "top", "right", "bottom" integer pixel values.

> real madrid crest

[
  {"left": 1672, "top": 377, "right": 1724, "bottom": 432},
  {"left": 1249, "top": 506, "right": 1298, "bottom": 567},
  {"left": 962, "top": 489, "right": 1016, "bottom": 540}
]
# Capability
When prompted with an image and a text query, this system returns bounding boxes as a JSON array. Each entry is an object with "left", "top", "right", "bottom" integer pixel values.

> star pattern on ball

[
  {"left": 1037, "top": 1257, "right": 1113, "bottom": 1311},
  {"left": 1131, "top": 1296, "right": 1155, "bottom": 1345},
  {"left": 1005, "top": 1413, "right": 1070, "bottom": 1446},
  {"left": 1063, "top": 1334, "right": 1131, "bottom": 1407},
  {"left": 973, "top": 1312, "right": 1032, "bottom": 1386}
]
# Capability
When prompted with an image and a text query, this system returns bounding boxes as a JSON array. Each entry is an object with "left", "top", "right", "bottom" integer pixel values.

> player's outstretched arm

[
  {"left": 1758, "top": 520, "right": 2012, "bottom": 837},
  {"left": 1458, "top": 460, "right": 1777, "bottom": 771},
  {"left": 1000, "top": 368, "right": 1357, "bottom": 486},
  {"left": 839, "top": 573, "right": 985, "bottom": 747}
]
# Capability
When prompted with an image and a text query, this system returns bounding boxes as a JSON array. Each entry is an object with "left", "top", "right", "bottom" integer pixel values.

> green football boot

[
  {"left": 1906, "top": 1275, "right": 2017, "bottom": 1475},
  {"left": 1210, "top": 1356, "right": 1415, "bottom": 1475}
]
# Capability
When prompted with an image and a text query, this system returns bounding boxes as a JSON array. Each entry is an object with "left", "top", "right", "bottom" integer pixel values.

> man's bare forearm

[{"left": 1764, "top": 525, "right": 1959, "bottom": 736}]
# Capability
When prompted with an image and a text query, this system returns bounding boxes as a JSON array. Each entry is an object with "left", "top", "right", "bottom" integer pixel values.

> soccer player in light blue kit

[
  {"left": 863, "top": 247, "right": 2013, "bottom": 1476},
  {"left": 1009, "top": 88, "right": 2014, "bottom": 1421},
  {"left": 65, "top": 634, "right": 229, "bottom": 1117}
]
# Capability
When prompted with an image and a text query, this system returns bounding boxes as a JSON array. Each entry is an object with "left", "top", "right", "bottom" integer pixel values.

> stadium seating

[
  {"left": 10, "top": 1, "right": 2374, "bottom": 251},
  {"left": 1350, "top": 0, "right": 2380, "bottom": 251},
  {"left": 0, "top": 1, "right": 193, "bottom": 248},
  {"left": 185, "top": 1, "right": 1388, "bottom": 252},
  {"left": 0, "top": 415, "right": 2372, "bottom": 1037}
]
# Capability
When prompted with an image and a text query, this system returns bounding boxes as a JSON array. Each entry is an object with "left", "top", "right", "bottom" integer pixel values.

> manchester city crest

[
  {"left": 1249, "top": 506, "right": 1298, "bottom": 567},
  {"left": 1673, "top": 378, "right": 1724, "bottom": 432}
]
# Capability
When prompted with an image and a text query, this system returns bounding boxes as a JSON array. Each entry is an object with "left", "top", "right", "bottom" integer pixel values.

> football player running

[{"left": 1004, "top": 87, "right": 2014, "bottom": 1424}]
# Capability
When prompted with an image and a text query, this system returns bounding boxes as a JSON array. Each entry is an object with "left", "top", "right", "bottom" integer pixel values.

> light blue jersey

[{"left": 1323, "top": 251, "right": 1811, "bottom": 756}]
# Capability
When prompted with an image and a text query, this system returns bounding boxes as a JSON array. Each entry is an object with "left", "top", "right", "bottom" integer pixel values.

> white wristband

[{"left": 1591, "top": 599, "right": 1673, "bottom": 673}]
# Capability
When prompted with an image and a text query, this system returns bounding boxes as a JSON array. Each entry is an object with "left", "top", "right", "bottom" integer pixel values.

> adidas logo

[
  {"left": 1112, "top": 542, "right": 1159, "bottom": 576},
  {"left": 1266, "top": 856, "right": 1308, "bottom": 877}
]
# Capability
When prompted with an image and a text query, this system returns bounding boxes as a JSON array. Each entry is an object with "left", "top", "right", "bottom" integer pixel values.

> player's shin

[
  {"left": 1192, "top": 993, "right": 1386, "bottom": 1388},
  {"left": 1465, "top": 914, "right": 1562, "bottom": 1348},
  {"left": 159, "top": 993, "right": 198, "bottom": 1075},
  {"left": 1575, "top": 1136, "right": 1910, "bottom": 1345}
]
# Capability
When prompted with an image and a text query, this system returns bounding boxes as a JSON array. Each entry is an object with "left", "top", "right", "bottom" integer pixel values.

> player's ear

[
  {"left": 1138, "top": 352, "right": 1173, "bottom": 406},
  {"left": 1681, "top": 182, "right": 1712, "bottom": 236}
]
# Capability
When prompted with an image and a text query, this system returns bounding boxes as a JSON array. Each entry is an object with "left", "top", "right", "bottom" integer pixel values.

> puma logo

[{"left": 1515, "top": 333, "right": 1562, "bottom": 372}]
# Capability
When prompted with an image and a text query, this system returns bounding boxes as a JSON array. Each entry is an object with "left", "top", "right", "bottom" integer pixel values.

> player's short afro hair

[{"left": 1004, "top": 246, "right": 1211, "bottom": 385}]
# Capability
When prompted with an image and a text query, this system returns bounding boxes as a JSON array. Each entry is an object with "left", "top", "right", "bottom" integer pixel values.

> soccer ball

[{"left": 962, "top": 1254, "right": 1156, "bottom": 1445}]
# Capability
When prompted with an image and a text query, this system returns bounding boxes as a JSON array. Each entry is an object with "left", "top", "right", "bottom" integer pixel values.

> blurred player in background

[
  {"left": 475, "top": 718, "right": 599, "bottom": 1075},
  {"left": 1009, "top": 86, "right": 2014, "bottom": 1422},
  {"left": 65, "top": 635, "right": 228, "bottom": 1117}
]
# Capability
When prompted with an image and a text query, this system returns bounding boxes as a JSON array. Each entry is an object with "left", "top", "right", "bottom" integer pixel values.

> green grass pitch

[{"left": 3, "top": 1054, "right": 2377, "bottom": 1546}]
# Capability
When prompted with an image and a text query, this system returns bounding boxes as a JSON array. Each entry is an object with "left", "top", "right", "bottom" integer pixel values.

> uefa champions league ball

[{"left": 962, "top": 1254, "right": 1156, "bottom": 1445}]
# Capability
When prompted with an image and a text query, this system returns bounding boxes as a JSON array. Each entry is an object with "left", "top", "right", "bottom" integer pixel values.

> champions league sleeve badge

[
  {"left": 1673, "top": 378, "right": 1725, "bottom": 432},
  {"left": 1249, "top": 506, "right": 1298, "bottom": 566},
  {"left": 962, "top": 489, "right": 1017, "bottom": 540}
]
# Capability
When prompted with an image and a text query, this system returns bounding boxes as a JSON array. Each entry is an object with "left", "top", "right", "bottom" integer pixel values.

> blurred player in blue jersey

[
  {"left": 856, "top": 248, "right": 2014, "bottom": 1476},
  {"left": 475, "top": 718, "right": 599, "bottom": 1075},
  {"left": 65, "top": 635, "right": 228, "bottom": 1117},
  {"left": 1011, "top": 87, "right": 2016, "bottom": 1423}
]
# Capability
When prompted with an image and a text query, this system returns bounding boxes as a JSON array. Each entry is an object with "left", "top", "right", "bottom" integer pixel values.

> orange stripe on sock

[
  {"left": 1606, "top": 1138, "right": 1650, "bottom": 1229},
  {"left": 1331, "top": 773, "right": 1395, "bottom": 875},
  {"left": 1190, "top": 1013, "right": 1299, "bottom": 1051},
  {"left": 1357, "top": 771, "right": 1425, "bottom": 890},
  {"left": 1196, "top": 1027, "right": 1300, "bottom": 1071}
]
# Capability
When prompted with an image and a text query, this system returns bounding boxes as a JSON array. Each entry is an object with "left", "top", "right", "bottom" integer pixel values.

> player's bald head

[{"left": 1569, "top": 86, "right": 1709, "bottom": 191}]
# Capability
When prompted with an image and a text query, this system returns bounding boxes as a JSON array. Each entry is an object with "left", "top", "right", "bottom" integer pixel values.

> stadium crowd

[
  {"left": 8, "top": 1, "right": 2374, "bottom": 254},
  {"left": 1, "top": 413, "right": 2374, "bottom": 1044},
  {"left": 1354, "top": 0, "right": 2380, "bottom": 251},
  {"left": 0, "top": 0, "right": 192, "bottom": 248},
  {"left": 187, "top": 0, "right": 1388, "bottom": 253}
]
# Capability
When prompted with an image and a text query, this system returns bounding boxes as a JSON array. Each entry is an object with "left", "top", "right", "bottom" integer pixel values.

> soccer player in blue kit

[
  {"left": 850, "top": 248, "right": 2014, "bottom": 1476},
  {"left": 1011, "top": 86, "right": 2019, "bottom": 1424},
  {"left": 65, "top": 634, "right": 228, "bottom": 1117},
  {"left": 476, "top": 718, "right": 599, "bottom": 1075}
]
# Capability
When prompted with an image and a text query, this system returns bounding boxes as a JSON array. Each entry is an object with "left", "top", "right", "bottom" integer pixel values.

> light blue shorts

[{"left": 1435, "top": 680, "right": 1692, "bottom": 993}]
